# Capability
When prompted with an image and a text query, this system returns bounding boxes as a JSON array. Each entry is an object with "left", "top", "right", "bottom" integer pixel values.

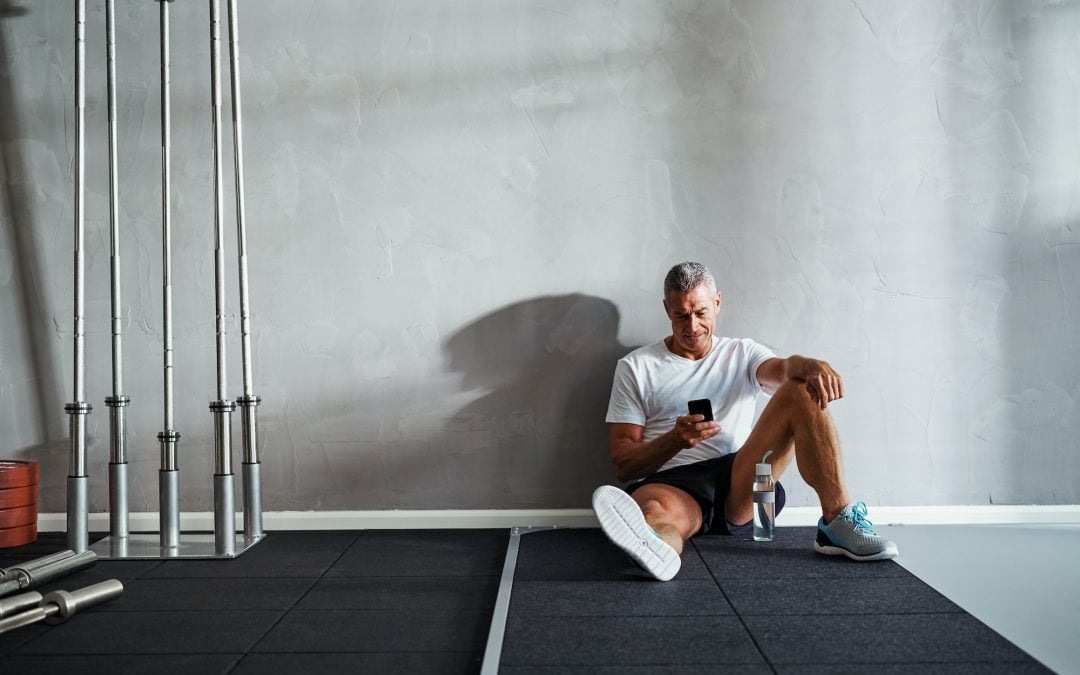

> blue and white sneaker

[
  {"left": 815, "top": 502, "right": 898, "bottom": 561},
  {"left": 591, "top": 485, "right": 681, "bottom": 581}
]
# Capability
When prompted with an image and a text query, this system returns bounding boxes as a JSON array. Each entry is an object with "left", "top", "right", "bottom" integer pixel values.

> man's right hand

[
  {"left": 609, "top": 417, "right": 722, "bottom": 482},
  {"left": 672, "top": 414, "right": 720, "bottom": 448}
]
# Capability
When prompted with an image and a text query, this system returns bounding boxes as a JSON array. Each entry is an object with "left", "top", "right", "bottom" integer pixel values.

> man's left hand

[{"left": 801, "top": 359, "right": 843, "bottom": 409}]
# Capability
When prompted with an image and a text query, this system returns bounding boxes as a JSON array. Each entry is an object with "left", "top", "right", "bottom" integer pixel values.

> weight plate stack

[{"left": 0, "top": 461, "right": 39, "bottom": 548}]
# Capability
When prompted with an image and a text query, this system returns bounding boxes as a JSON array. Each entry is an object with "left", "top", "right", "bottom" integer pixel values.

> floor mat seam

[
  {"left": 224, "top": 531, "right": 361, "bottom": 674},
  {"left": 693, "top": 538, "right": 778, "bottom": 675}
]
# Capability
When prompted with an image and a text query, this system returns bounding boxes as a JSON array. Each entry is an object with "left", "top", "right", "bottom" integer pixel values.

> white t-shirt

[{"left": 606, "top": 336, "right": 776, "bottom": 472}]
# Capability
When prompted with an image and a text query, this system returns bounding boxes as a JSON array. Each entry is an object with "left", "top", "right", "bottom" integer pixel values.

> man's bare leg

[
  {"left": 725, "top": 379, "right": 851, "bottom": 525},
  {"left": 629, "top": 483, "right": 703, "bottom": 555},
  {"left": 721, "top": 379, "right": 897, "bottom": 561},
  {"left": 592, "top": 483, "right": 688, "bottom": 581}
]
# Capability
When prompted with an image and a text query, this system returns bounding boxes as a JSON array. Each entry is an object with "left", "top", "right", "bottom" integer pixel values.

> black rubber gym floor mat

[
  {"left": 499, "top": 527, "right": 1052, "bottom": 672},
  {"left": 0, "top": 529, "right": 505, "bottom": 674},
  {"left": 0, "top": 528, "right": 1054, "bottom": 673}
]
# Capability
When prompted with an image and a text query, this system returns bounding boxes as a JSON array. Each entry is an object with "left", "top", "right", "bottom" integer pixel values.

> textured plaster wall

[{"left": 0, "top": 1, "right": 1077, "bottom": 513}]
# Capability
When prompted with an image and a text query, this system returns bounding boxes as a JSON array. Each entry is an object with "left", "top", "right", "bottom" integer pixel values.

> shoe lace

[{"left": 844, "top": 501, "right": 875, "bottom": 534}]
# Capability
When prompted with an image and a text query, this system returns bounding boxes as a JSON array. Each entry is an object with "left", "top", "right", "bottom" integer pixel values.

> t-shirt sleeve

[
  {"left": 744, "top": 339, "right": 777, "bottom": 395},
  {"left": 606, "top": 358, "right": 646, "bottom": 426}
]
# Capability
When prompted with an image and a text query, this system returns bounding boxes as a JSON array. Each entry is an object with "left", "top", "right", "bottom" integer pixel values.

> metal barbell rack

[{"left": 62, "top": 0, "right": 266, "bottom": 560}]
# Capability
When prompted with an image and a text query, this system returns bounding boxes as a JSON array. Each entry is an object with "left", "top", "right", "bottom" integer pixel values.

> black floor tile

[
  {"left": 253, "top": 608, "right": 492, "bottom": 653},
  {"left": 776, "top": 663, "right": 1052, "bottom": 674},
  {"left": 297, "top": 576, "right": 499, "bottom": 610},
  {"left": 99, "top": 577, "right": 315, "bottom": 611},
  {"left": 0, "top": 532, "right": 108, "bottom": 564},
  {"left": 723, "top": 576, "right": 964, "bottom": 615},
  {"left": 13, "top": 609, "right": 282, "bottom": 654},
  {"left": 510, "top": 579, "right": 733, "bottom": 617},
  {"left": 723, "top": 526, "right": 816, "bottom": 548},
  {"left": 326, "top": 529, "right": 508, "bottom": 577},
  {"left": 234, "top": 652, "right": 481, "bottom": 675},
  {"left": 514, "top": 529, "right": 711, "bottom": 581},
  {"left": 29, "top": 560, "right": 162, "bottom": 593},
  {"left": 745, "top": 613, "right": 1038, "bottom": 665},
  {"left": 143, "top": 531, "right": 358, "bottom": 578},
  {"left": 0, "top": 654, "right": 242, "bottom": 675},
  {"left": 501, "top": 615, "right": 765, "bottom": 666},
  {"left": 0, "top": 623, "right": 49, "bottom": 657},
  {"left": 693, "top": 533, "right": 908, "bottom": 580}
]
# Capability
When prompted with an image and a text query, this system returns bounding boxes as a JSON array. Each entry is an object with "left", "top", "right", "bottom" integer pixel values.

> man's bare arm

[
  {"left": 609, "top": 417, "right": 719, "bottom": 482},
  {"left": 756, "top": 355, "right": 844, "bottom": 409}
]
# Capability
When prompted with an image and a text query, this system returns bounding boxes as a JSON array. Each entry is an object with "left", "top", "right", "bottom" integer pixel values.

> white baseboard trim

[{"left": 34, "top": 504, "right": 1080, "bottom": 532}]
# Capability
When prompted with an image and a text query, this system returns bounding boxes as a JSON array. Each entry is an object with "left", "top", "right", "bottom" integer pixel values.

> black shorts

[{"left": 626, "top": 454, "right": 786, "bottom": 537}]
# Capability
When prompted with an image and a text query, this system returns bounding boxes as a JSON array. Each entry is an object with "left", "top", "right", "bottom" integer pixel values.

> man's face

[{"left": 663, "top": 283, "right": 721, "bottom": 358}]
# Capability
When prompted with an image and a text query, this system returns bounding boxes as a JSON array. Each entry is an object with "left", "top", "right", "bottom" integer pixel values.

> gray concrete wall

[{"left": 0, "top": 0, "right": 1077, "bottom": 513}]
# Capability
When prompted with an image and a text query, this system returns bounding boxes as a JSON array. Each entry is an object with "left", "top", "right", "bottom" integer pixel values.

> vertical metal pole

[
  {"left": 104, "top": 0, "right": 130, "bottom": 542},
  {"left": 157, "top": 0, "right": 180, "bottom": 550},
  {"left": 227, "top": 0, "right": 263, "bottom": 539},
  {"left": 209, "top": 0, "right": 235, "bottom": 556},
  {"left": 65, "top": 0, "right": 91, "bottom": 555}
]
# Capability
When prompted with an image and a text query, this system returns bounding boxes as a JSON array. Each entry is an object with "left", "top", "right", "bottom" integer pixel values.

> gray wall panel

[{"left": 0, "top": 0, "right": 1076, "bottom": 511}]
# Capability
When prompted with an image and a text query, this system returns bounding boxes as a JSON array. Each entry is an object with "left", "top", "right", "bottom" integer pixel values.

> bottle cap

[{"left": 756, "top": 450, "right": 773, "bottom": 477}]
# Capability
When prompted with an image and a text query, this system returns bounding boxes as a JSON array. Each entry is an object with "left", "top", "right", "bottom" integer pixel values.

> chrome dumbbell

[{"left": 0, "top": 579, "right": 123, "bottom": 635}]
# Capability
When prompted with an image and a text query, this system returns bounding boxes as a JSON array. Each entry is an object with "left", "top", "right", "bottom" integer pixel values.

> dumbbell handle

[
  {"left": 0, "top": 591, "right": 43, "bottom": 619},
  {"left": 43, "top": 579, "right": 124, "bottom": 623},
  {"left": 0, "top": 550, "right": 98, "bottom": 597},
  {"left": 0, "top": 606, "right": 51, "bottom": 635},
  {"left": 0, "top": 551, "right": 77, "bottom": 580},
  {"left": 28, "top": 551, "right": 98, "bottom": 588},
  {"left": 0, "top": 580, "right": 124, "bottom": 635}
]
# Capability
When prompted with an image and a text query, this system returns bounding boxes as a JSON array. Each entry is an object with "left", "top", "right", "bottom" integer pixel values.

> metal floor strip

[{"left": 480, "top": 526, "right": 554, "bottom": 674}]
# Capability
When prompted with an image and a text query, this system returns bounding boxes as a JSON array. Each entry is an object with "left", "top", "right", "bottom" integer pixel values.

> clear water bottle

[{"left": 753, "top": 452, "right": 775, "bottom": 542}]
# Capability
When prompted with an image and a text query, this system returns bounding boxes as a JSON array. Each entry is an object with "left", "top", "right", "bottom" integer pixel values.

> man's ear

[
  {"left": 662, "top": 297, "right": 670, "bottom": 316},
  {"left": 715, "top": 291, "right": 723, "bottom": 310}
]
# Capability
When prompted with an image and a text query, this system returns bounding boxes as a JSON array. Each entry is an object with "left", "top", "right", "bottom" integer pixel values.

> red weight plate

[
  {"left": 0, "top": 504, "right": 36, "bottom": 529},
  {"left": 0, "top": 522, "right": 37, "bottom": 549},
  {"left": 0, "top": 461, "right": 39, "bottom": 489},
  {"left": 0, "top": 485, "right": 37, "bottom": 509}
]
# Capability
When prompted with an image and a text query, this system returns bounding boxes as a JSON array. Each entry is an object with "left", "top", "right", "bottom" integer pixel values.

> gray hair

[{"left": 663, "top": 262, "right": 716, "bottom": 296}]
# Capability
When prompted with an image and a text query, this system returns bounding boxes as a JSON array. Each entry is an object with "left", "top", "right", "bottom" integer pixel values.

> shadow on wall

[
  {"left": 1, "top": 1, "right": 63, "bottom": 444},
  {"left": 442, "top": 294, "right": 636, "bottom": 508}
]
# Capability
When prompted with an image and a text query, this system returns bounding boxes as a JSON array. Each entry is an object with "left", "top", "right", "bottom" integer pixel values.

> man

[{"left": 592, "top": 261, "right": 897, "bottom": 581}]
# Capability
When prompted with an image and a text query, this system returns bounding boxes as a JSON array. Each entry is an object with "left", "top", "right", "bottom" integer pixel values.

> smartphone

[{"left": 687, "top": 398, "right": 713, "bottom": 422}]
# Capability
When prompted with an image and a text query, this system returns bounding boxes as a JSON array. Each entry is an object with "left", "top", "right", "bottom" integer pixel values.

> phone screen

[{"left": 687, "top": 398, "right": 713, "bottom": 422}]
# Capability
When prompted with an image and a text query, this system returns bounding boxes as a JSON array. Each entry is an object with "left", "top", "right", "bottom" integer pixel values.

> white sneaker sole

[
  {"left": 592, "top": 485, "right": 681, "bottom": 581},
  {"left": 814, "top": 540, "right": 899, "bottom": 561}
]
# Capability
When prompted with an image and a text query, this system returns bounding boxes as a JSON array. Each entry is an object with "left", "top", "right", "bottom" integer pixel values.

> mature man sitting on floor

[{"left": 592, "top": 261, "right": 897, "bottom": 581}]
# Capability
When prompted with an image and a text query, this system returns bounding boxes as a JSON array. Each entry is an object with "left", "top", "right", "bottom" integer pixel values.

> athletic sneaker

[
  {"left": 815, "top": 502, "right": 898, "bottom": 561},
  {"left": 591, "top": 485, "right": 681, "bottom": 581}
]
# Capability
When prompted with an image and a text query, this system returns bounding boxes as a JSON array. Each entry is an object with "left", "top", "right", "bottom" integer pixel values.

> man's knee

[
  {"left": 773, "top": 379, "right": 820, "bottom": 417},
  {"left": 633, "top": 486, "right": 702, "bottom": 538}
]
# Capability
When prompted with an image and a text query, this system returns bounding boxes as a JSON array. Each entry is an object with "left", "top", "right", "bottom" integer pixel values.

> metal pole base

[
  {"left": 64, "top": 476, "right": 89, "bottom": 554},
  {"left": 237, "top": 394, "right": 263, "bottom": 538},
  {"left": 210, "top": 400, "right": 236, "bottom": 556},
  {"left": 105, "top": 395, "right": 129, "bottom": 539},
  {"left": 235, "top": 394, "right": 260, "bottom": 462},
  {"left": 159, "top": 468, "right": 180, "bottom": 549},
  {"left": 242, "top": 461, "right": 262, "bottom": 538},
  {"left": 108, "top": 462, "right": 128, "bottom": 539},
  {"left": 90, "top": 532, "right": 264, "bottom": 560},
  {"left": 84, "top": 421, "right": 268, "bottom": 560},
  {"left": 64, "top": 401, "right": 91, "bottom": 553},
  {"left": 213, "top": 473, "right": 235, "bottom": 556}
]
